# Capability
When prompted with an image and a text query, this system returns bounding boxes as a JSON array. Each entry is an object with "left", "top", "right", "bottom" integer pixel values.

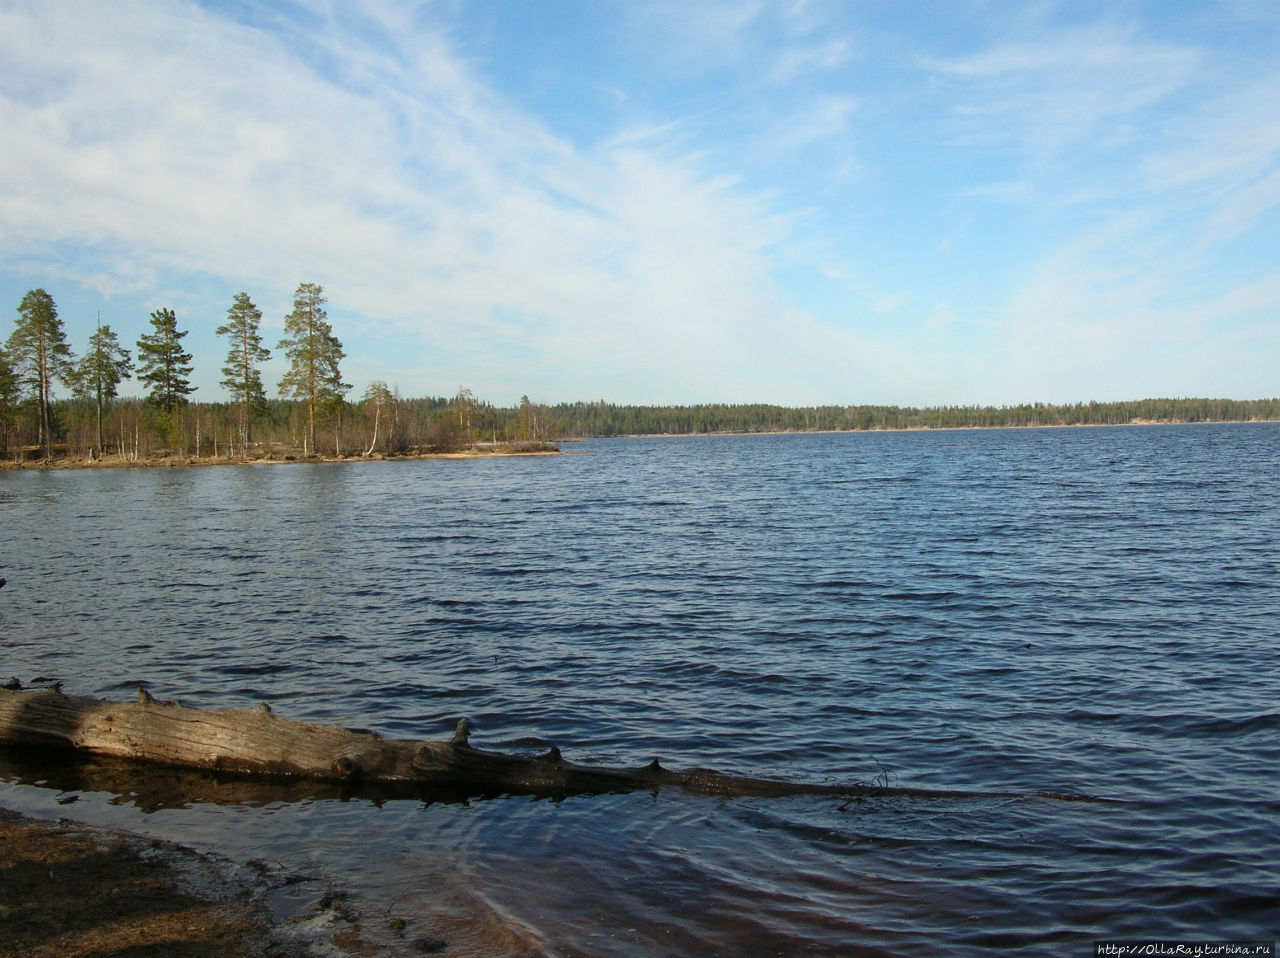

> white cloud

[
  {"left": 925, "top": 23, "right": 1197, "bottom": 161},
  {"left": 1141, "top": 73, "right": 1280, "bottom": 242},
  {"left": 916, "top": 14, "right": 1280, "bottom": 401},
  {"left": 3, "top": 1, "right": 1275, "bottom": 407},
  {"left": 992, "top": 203, "right": 1280, "bottom": 401},
  {"left": 616, "top": 0, "right": 769, "bottom": 69},
  {"left": 0, "top": 0, "right": 843, "bottom": 402},
  {"left": 772, "top": 95, "right": 857, "bottom": 150},
  {"left": 771, "top": 37, "right": 855, "bottom": 84}
]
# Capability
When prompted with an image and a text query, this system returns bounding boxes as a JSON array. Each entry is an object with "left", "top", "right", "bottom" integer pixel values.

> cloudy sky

[{"left": 2, "top": 1, "right": 1277, "bottom": 407}]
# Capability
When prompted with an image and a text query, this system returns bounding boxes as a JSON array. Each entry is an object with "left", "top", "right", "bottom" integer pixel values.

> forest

[
  {"left": 2, "top": 285, "right": 1276, "bottom": 464},
  {"left": 0, "top": 285, "right": 553, "bottom": 462},
  {"left": 540, "top": 396, "right": 1280, "bottom": 437}
]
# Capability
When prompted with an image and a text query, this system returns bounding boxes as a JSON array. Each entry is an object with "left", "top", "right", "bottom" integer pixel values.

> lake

[{"left": 1, "top": 424, "right": 1277, "bottom": 955}]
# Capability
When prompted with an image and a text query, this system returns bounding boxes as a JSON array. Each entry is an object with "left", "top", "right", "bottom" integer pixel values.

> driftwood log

[
  {"left": 0, "top": 684, "right": 1093, "bottom": 804},
  {"left": 0, "top": 685, "right": 889, "bottom": 801}
]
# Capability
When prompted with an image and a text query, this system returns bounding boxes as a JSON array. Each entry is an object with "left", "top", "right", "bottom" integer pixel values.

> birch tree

[
  {"left": 455, "top": 386, "right": 476, "bottom": 442},
  {"left": 362, "top": 380, "right": 393, "bottom": 455}
]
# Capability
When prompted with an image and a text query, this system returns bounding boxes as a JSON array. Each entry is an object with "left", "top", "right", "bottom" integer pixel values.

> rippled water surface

[{"left": 2, "top": 425, "right": 1278, "bottom": 954}]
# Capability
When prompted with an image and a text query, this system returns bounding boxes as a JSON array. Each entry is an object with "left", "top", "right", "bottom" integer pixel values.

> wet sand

[
  {"left": 0, "top": 807, "right": 314, "bottom": 956},
  {"left": 0, "top": 806, "right": 551, "bottom": 957}
]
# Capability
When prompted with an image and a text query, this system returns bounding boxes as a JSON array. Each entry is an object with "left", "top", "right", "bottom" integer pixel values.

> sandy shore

[
  {"left": 0, "top": 807, "right": 353, "bottom": 957},
  {"left": 0, "top": 806, "right": 551, "bottom": 958},
  {"left": 0, "top": 806, "right": 521, "bottom": 957}
]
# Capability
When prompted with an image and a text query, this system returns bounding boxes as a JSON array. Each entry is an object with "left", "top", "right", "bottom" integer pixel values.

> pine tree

[
  {"left": 136, "top": 308, "right": 196, "bottom": 413},
  {"left": 0, "top": 346, "right": 18, "bottom": 457},
  {"left": 278, "top": 283, "right": 349, "bottom": 456},
  {"left": 216, "top": 292, "right": 270, "bottom": 453},
  {"left": 8, "top": 288, "right": 75, "bottom": 460},
  {"left": 73, "top": 321, "right": 133, "bottom": 456}
]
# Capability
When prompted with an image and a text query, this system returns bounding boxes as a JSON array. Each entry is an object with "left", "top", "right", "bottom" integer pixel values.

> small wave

[
  {"left": 1181, "top": 712, "right": 1280, "bottom": 737},
  {"left": 1106, "top": 711, "right": 1280, "bottom": 739},
  {"left": 215, "top": 663, "right": 292, "bottom": 676},
  {"left": 879, "top": 591, "right": 963, "bottom": 601}
]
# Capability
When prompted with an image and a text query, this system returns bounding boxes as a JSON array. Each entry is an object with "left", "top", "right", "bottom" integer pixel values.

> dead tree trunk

[
  {"left": 0, "top": 685, "right": 1080, "bottom": 803},
  {"left": 0, "top": 686, "right": 897, "bottom": 800}
]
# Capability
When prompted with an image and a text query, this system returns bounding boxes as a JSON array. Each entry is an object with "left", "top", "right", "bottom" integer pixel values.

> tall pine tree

[
  {"left": 278, "top": 283, "right": 349, "bottom": 456},
  {"left": 8, "top": 288, "right": 75, "bottom": 460},
  {"left": 216, "top": 292, "right": 270, "bottom": 453},
  {"left": 0, "top": 345, "right": 18, "bottom": 457},
  {"left": 73, "top": 321, "right": 133, "bottom": 456},
  {"left": 136, "top": 307, "right": 196, "bottom": 413}
]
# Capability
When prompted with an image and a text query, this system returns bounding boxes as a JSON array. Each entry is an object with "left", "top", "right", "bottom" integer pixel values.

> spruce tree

[
  {"left": 278, "top": 283, "right": 349, "bottom": 455},
  {"left": 8, "top": 288, "right": 75, "bottom": 460},
  {"left": 216, "top": 292, "right": 270, "bottom": 453},
  {"left": 73, "top": 321, "right": 133, "bottom": 456},
  {"left": 136, "top": 307, "right": 196, "bottom": 413}
]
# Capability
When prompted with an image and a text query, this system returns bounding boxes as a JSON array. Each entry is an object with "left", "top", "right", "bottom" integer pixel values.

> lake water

[{"left": 1, "top": 425, "right": 1277, "bottom": 955}]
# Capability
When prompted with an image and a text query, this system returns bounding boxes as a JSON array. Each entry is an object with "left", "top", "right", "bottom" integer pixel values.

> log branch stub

[
  {"left": 540, "top": 746, "right": 563, "bottom": 764},
  {"left": 451, "top": 717, "right": 473, "bottom": 747},
  {"left": 333, "top": 754, "right": 367, "bottom": 780}
]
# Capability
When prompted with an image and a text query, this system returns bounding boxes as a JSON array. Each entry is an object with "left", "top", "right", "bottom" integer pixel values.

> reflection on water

[
  {"left": 2, "top": 426, "right": 1279, "bottom": 953},
  {"left": 0, "top": 749, "right": 484, "bottom": 812}
]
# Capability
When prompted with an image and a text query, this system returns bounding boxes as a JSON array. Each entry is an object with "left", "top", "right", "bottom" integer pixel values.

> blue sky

[{"left": 2, "top": 1, "right": 1277, "bottom": 407}]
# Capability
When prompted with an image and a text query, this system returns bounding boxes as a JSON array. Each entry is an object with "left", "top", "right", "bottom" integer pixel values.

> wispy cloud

[
  {"left": 772, "top": 95, "right": 858, "bottom": 151},
  {"left": 770, "top": 37, "right": 856, "bottom": 84},
  {"left": 1, "top": 1, "right": 1276, "bottom": 406},
  {"left": 925, "top": 22, "right": 1198, "bottom": 164},
  {"left": 1142, "top": 73, "right": 1280, "bottom": 242},
  {"left": 913, "top": 11, "right": 1280, "bottom": 401},
  {"left": 0, "top": 0, "right": 816, "bottom": 401}
]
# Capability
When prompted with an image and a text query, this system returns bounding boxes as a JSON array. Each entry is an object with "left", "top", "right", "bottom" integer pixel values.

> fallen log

[
  {"left": 0, "top": 685, "right": 1097, "bottom": 804},
  {"left": 0, "top": 685, "right": 879, "bottom": 800}
]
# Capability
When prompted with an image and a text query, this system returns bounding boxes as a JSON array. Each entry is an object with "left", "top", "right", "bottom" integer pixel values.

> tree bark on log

[
  {"left": 0, "top": 685, "right": 1090, "bottom": 803},
  {"left": 0, "top": 685, "right": 891, "bottom": 800}
]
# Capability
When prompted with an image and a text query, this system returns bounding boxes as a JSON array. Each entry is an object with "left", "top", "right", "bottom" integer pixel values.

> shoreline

[
  {"left": 2, "top": 419, "right": 1275, "bottom": 472},
  {"left": 0, "top": 805, "right": 543, "bottom": 957},
  {"left": 591, "top": 417, "right": 1280, "bottom": 440},
  {"left": 0, "top": 806, "right": 324, "bottom": 957},
  {"left": 0, "top": 443, "right": 562, "bottom": 473}
]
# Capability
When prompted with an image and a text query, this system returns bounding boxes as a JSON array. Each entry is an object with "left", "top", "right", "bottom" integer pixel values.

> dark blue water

[{"left": 2, "top": 425, "right": 1277, "bottom": 955}]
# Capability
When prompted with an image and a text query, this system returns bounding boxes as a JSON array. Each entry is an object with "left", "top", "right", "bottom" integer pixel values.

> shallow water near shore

[{"left": 2, "top": 425, "right": 1278, "bottom": 954}]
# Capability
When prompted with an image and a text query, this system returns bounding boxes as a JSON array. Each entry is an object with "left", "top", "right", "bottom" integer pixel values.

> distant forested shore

[
  {"left": 5, "top": 285, "right": 1273, "bottom": 466},
  {"left": 2, "top": 394, "right": 1275, "bottom": 467},
  {"left": 544, "top": 396, "right": 1280, "bottom": 437}
]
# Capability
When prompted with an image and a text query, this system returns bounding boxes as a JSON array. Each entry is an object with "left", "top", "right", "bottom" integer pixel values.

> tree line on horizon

[
  {"left": 539, "top": 396, "right": 1280, "bottom": 437},
  {"left": 2, "top": 285, "right": 1276, "bottom": 462}
]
